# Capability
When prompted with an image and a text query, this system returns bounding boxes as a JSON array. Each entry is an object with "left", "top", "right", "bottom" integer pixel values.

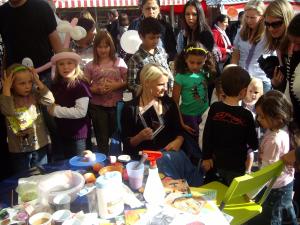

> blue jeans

[
  {"left": 157, "top": 150, "right": 203, "bottom": 187},
  {"left": 10, "top": 145, "right": 48, "bottom": 173},
  {"left": 247, "top": 181, "right": 298, "bottom": 225},
  {"left": 60, "top": 138, "right": 86, "bottom": 159}
]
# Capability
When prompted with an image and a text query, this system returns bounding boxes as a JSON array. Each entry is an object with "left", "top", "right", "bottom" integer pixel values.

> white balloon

[
  {"left": 57, "top": 20, "right": 72, "bottom": 33},
  {"left": 70, "top": 26, "right": 87, "bottom": 41},
  {"left": 120, "top": 30, "right": 142, "bottom": 54},
  {"left": 22, "top": 57, "right": 34, "bottom": 68}
]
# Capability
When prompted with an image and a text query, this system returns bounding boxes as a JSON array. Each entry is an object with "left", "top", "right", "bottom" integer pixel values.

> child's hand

[
  {"left": 281, "top": 150, "right": 296, "bottom": 166},
  {"left": 104, "top": 79, "right": 120, "bottom": 92},
  {"left": 138, "top": 128, "right": 153, "bottom": 141},
  {"left": 1, "top": 70, "right": 14, "bottom": 96},
  {"left": 30, "top": 68, "right": 40, "bottom": 83},
  {"left": 164, "top": 138, "right": 183, "bottom": 151},
  {"left": 29, "top": 67, "right": 45, "bottom": 90},
  {"left": 202, "top": 159, "right": 213, "bottom": 172},
  {"left": 182, "top": 124, "right": 196, "bottom": 136},
  {"left": 271, "top": 67, "right": 284, "bottom": 88}
]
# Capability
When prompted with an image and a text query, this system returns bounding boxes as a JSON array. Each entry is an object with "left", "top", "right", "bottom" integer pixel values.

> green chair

[{"left": 194, "top": 160, "right": 284, "bottom": 225}]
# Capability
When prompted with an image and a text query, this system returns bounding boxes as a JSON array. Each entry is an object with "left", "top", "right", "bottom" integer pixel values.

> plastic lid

[{"left": 96, "top": 171, "right": 122, "bottom": 189}]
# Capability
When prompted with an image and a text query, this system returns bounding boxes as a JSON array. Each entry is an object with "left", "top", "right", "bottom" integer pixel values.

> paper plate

[{"left": 69, "top": 153, "right": 106, "bottom": 168}]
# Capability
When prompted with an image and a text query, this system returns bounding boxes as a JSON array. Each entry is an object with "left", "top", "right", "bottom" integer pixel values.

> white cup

[
  {"left": 62, "top": 218, "right": 82, "bottom": 225},
  {"left": 126, "top": 161, "right": 144, "bottom": 190},
  {"left": 53, "top": 194, "right": 71, "bottom": 211},
  {"left": 29, "top": 212, "right": 52, "bottom": 225},
  {"left": 52, "top": 210, "right": 72, "bottom": 225}
]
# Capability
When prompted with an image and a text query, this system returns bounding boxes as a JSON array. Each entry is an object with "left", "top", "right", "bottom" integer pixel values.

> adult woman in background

[
  {"left": 176, "top": 0, "right": 214, "bottom": 53},
  {"left": 231, "top": 0, "right": 270, "bottom": 92},
  {"left": 212, "top": 14, "right": 232, "bottom": 69},
  {"left": 121, "top": 63, "right": 203, "bottom": 186},
  {"left": 264, "top": 0, "right": 294, "bottom": 91},
  {"left": 129, "top": 0, "right": 177, "bottom": 61}
]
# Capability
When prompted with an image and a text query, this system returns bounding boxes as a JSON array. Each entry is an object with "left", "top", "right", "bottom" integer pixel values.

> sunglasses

[{"left": 264, "top": 20, "right": 283, "bottom": 29}]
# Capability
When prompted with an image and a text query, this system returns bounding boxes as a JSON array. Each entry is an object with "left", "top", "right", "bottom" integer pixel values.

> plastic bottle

[{"left": 143, "top": 150, "right": 165, "bottom": 205}]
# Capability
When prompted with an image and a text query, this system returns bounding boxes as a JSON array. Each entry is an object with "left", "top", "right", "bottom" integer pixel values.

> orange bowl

[{"left": 99, "top": 164, "right": 123, "bottom": 176}]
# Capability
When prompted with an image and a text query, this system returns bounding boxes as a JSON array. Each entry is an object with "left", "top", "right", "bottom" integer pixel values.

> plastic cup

[
  {"left": 52, "top": 210, "right": 72, "bottom": 225},
  {"left": 52, "top": 194, "right": 71, "bottom": 211},
  {"left": 62, "top": 218, "right": 82, "bottom": 225},
  {"left": 29, "top": 212, "right": 52, "bottom": 225},
  {"left": 126, "top": 161, "right": 144, "bottom": 190}
]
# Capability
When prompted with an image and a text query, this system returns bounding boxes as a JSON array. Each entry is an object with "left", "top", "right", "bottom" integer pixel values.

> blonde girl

[
  {"left": 242, "top": 77, "right": 263, "bottom": 173},
  {"left": 248, "top": 90, "right": 297, "bottom": 225},
  {"left": 85, "top": 30, "right": 127, "bottom": 154},
  {"left": 0, "top": 64, "right": 54, "bottom": 173},
  {"left": 49, "top": 50, "right": 91, "bottom": 159},
  {"left": 231, "top": 0, "right": 271, "bottom": 93},
  {"left": 243, "top": 77, "right": 264, "bottom": 115}
]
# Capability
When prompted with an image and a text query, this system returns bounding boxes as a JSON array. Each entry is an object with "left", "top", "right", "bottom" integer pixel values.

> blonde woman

[
  {"left": 121, "top": 63, "right": 203, "bottom": 186},
  {"left": 231, "top": 0, "right": 270, "bottom": 92},
  {"left": 264, "top": 0, "right": 293, "bottom": 52},
  {"left": 264, "top": 0, "right": 294, "bottom": 90}
]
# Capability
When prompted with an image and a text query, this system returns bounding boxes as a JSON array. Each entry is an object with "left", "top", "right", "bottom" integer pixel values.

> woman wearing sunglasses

[
  {"left": 264, "top": 0, "right": 294, "bottom": 91},
  {"left": 231, "top": 0, "right": 271, "bottom": 93}
]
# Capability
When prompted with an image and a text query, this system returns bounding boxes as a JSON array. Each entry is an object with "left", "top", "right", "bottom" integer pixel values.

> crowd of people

[{"left": 1, "top": 0, "right": 300, "bottom": 223}]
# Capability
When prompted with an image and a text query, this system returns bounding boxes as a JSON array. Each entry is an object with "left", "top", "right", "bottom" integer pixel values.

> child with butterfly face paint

[{"left": 173, "top": 42, "right": 216, "bottom": 140}]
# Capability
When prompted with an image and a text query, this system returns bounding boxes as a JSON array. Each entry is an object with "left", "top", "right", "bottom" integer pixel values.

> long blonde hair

[
  {"left": 53, "top": 49, "right": 88, "bottom": 87},
  {"left": 240, "top": 0, "right": 265, "bottom": 44},
  {"left": 264, "top": 0, "right": 294, "bottom": 51}
]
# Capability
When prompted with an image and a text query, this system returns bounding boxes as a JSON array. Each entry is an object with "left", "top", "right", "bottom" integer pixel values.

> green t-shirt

[{"left": 175, "top": 72, "right": 209, "bottom": 116}]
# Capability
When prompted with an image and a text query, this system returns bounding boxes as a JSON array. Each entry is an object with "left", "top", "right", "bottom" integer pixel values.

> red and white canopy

[{"left": 53, "top": 0, "right": 188, "bottom": 8}]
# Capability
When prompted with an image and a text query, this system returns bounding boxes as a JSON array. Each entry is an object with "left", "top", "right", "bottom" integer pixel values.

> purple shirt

[
  {"left": 51, "top": 80, "right": 91, "bottom": 140},
  {"left": 85, "top": 57, "right": 127, "bottom": 107}
]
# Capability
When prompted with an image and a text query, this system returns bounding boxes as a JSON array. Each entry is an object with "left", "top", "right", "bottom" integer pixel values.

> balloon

[
  {"left": 21, "top": 17, "right": 86, "bottom": 75},
  {"left": 56, "top": 20, "right": 72, "bottom": 33},
  {"left": 70, "top": 26, "right": 87, "bottom": 41},
  {"left": 22, "top": 57, "right": 34, "bottom": 68},
  {"left": 35, "top": 62, "right": 52, "bottom": 73},
  {"left": 63, "top": 18, "right": 79, "bottom": 48},
  {"left": 120, "top": 30, "right": 142, "bottom": 54}
]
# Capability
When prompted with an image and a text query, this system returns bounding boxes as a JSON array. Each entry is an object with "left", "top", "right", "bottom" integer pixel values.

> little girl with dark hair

[
  {"left": 249, "top": 90, "right": 298, "bottom": 225},
  {"left": 173, "top": 42, "right": 216, "bottom": 139}
]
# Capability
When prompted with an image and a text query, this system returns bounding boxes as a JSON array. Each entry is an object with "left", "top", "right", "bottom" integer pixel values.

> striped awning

[{"left": 53, "top": 0, "right": 188, "bottom": 8}]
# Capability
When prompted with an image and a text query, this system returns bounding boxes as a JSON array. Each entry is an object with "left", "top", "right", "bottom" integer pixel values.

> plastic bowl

[
  {"left": 99, "top": 164, "right": 123, "bottom": 176},
  {"left": 16, "top": 183, "right": 38, "bottom": 204},
  {"left": 38, "top": 170, "right": 85, "bottom": 206}
]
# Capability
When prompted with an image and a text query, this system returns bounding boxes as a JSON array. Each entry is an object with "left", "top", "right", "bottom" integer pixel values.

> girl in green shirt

[{"left": 172, "top": 42, "right": 216, "bottom": 140}]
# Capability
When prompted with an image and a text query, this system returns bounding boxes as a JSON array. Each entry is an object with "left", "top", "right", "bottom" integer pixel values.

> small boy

[
  {"left": 202, "top": 65, "right": 258, "bottom": 185},
  {"left": 127, "top": 17, "right": 173, "bottom": 95}
]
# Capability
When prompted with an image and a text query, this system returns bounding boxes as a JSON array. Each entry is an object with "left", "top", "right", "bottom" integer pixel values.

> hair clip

[{"left": 185, "top": 47, "right": 208, "bottom": 54}]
